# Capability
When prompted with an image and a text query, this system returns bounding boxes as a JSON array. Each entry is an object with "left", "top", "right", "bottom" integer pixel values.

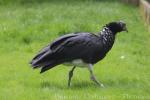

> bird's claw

[{"left": 91, "top": 76, "right": 104, "bottom": 87}]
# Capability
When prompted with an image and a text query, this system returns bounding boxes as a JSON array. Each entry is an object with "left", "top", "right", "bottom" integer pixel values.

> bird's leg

[
  {"left": 68, "top": 66, "right": 76, "bottom": 87},
  {"left": 88, "top": 64, "right": 104, "bottom": 87}
]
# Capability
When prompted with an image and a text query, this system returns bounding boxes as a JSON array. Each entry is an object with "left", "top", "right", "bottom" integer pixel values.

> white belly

[{"left": 63, "top": 59, "right": 88, "bottom": 68}]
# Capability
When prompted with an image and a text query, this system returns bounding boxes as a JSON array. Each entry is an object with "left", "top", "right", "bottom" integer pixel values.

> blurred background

[{"left": 0, "top": 0, "right": 150, "bottom": 100}]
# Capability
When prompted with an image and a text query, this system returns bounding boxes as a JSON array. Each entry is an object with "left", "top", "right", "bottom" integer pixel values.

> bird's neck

[
  {"left": 98, "top": 27, "right": 115, "bottom": 49},
  {"left": 98, "top": 27, "right": 116, "bottom": 36}
]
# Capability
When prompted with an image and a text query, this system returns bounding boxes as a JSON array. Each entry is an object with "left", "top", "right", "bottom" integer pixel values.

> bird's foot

[{"left": 91, "top": 76, "right": 104, "bottom": 87}]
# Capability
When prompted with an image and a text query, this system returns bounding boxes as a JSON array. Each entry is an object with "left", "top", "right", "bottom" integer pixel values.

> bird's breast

[{"left": 63, "top": 59, "right": 89, "bottom": 68}]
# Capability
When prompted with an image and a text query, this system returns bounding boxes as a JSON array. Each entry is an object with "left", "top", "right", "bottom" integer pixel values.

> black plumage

[{"left": 30, "top": 21, "right": 127, "bottom": 87}]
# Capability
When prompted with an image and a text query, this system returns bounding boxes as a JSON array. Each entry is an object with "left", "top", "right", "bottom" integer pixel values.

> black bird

[{"left": 30, "top": 21, "right": 128, "bottom": 87}]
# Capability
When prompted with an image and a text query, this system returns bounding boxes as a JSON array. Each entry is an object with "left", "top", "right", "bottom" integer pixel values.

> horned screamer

[{"left": 30, "top": 21, "right": 128, "bottom": 87}]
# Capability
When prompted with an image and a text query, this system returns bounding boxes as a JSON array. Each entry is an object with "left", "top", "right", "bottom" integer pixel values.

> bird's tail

[{"left": 30, "top": 46, "right": 61, "bottom": 73}]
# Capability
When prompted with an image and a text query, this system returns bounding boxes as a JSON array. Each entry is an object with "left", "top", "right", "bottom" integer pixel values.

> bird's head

[{"left": 106, "top": 21, "right": 128, "bottom": 35}]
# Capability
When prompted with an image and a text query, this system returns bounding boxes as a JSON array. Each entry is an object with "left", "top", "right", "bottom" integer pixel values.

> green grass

[{"left": 0, "top": 0, "right": 150, "bottom": 100}]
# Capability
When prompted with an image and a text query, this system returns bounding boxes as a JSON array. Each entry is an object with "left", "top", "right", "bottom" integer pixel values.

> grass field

[{"left": 0, "top": 0, "right": 150, "bottom": 100}]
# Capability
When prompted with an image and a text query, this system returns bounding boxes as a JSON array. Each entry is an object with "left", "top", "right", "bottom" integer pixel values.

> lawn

[{"left": 0, "top": 0, "right": 150, "bottom": 100}]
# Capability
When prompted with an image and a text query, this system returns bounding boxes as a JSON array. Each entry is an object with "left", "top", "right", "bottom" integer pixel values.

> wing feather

[
  {"left": 30, "top": 33, "right": 79, "bottom": 70},
  {"left": 52, "top": 33, "right": 103, "bottom": 63}
]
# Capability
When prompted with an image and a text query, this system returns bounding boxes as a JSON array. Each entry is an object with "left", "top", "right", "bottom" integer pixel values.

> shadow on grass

[
  {"left": 40, "top": 81, "right": 64, "bottom": 89},
  {"left": 40, "top": 81, "right": 98, "bottom": 90},
  {"left": 40, "top": 78, "right": 143, "bottom": 90},
  {"left": 71, "top": 81, "right": 97, "bottom": 89}
]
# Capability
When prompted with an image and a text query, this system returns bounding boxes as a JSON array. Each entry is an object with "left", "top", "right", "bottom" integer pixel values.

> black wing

[
  {"left": 30, "top": 33, "right": 79, "bottom": 70},
  {"left": 52, "top": 33, "right": 103, "bottom": 63}
]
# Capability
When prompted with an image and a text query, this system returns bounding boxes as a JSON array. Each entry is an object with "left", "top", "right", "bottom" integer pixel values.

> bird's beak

[{"left": 123, "top": 26, "right": 128, "bottom": 32}]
